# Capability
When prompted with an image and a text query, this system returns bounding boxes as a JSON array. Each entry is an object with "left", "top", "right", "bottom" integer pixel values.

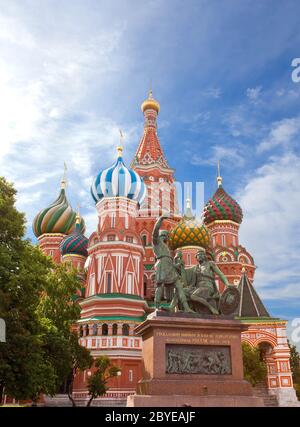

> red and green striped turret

[
  {"left": 203, "top": 169, "right": 243, "bottom": 225},
  {"left": 60, "top": 215, "right": 88, "bottom": 257},
  {"left": 33, "top": 184, "right": 85, "bottom": 237}
]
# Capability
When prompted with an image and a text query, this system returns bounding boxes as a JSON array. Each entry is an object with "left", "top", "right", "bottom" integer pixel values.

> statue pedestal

[{"left": 127, "top": 312, "right": 264, "bottom": 407}]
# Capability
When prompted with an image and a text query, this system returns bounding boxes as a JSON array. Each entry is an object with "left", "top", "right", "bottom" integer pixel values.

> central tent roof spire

[{"left": 131, "top": 88, "right": 170, "bottom": 170}]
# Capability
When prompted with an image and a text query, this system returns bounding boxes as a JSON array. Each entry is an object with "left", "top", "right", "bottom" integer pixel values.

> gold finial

[
  {"left": 149, "top": 78, "right": 153, "bottom": 99},
  {"left": 75, "top": 204, "right": 81, "bottom": 226},
  {"left": 117, "top": 129, "right": 123, "bottom": 157},
  {"left": 185, "top": 190, "right": 194, "bottom": 218},
  {"left": 61, "top": 162, "right": 67, "bottom": 189},
  {"left": 217, "top": 160, "right": 222, "bottom": 187},
  {"left": 76, "top": 203, "right": 80, "bottom": 218},
  {"left": 141, "top": 86, "right": 160, "bottom": 113},
  {"left": 241, "top": 265, "right": 246, "bottom": 273},
  {"left": 186, "top": 197, "right": 191, "bottom": 210}
]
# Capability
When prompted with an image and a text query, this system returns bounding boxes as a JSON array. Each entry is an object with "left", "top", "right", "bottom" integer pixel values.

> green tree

[
  {"left": 242, "top": 342, "right": 268, "bottom": 386},
  {"left": 288, "top": 340, "right": 300, "bottom": 400},
  {"left": 86, "top": 356, "right": 121, "bottom": 407},
  {"left": 0, "top": 177, "right": 91, "bottom": 405},
  {"left": 0, "top": 177, "right": 56, "bottom": 403},
  {"left": 37, "top": 263, "right": 93, "bottom": 406}
]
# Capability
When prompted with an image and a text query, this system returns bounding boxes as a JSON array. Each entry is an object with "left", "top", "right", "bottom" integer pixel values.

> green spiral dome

[{"left": 33, "top": 188, "right": 85, "bottom": 237}]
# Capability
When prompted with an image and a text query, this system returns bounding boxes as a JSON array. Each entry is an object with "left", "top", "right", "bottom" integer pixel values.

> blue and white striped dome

[{"left": 91, "top": 147, "right": 147, "bottom": 205}]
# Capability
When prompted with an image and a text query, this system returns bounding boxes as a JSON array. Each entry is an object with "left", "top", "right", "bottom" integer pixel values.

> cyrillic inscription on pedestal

[{"left": 166, "top": 344, "right": 231, "bottom": 375}]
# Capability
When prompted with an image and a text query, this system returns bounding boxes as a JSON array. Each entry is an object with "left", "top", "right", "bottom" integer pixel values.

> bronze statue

[
  {"left": 152, "top": 216, "right": 240, "bottom": 316},
  {"left": 152, "top": 216, "right": 194, "bottom": 312},
  {"left": 174, "top": 250, "right": 188, "bottom": 287},
  {"left": 169, "top": 249, "right": 239, "bottom": 315},
  {"left": 187, "top": 248, "right": 230, "bottom": 315}
]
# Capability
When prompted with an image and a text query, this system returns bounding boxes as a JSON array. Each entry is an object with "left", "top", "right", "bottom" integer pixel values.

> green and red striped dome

[
  {"left": 33, "top": 188, "right": 85, "bottom": 237},
  {"left": 203, "top": 185, "right": 243, "bottom": 225},
  {"left": 60, "top": 220, "right": 88, "bottom": 257}
]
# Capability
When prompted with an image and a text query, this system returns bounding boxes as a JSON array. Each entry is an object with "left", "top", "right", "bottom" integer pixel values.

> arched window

[
  {"left": 112, "top": 323, "right": 118, "bottom": 335},
  {"left": 85, "top": 324, "right": 89, "bottom": 336},
  {"left": 102, "top": 323, "right": 108, "bottom": 336},
  {"left": 122, "top": 324, "right": 130, "bottom": 336},
  {"left": 79, "top": 326, "right": 83, "bottom": 337},
  {"left": 93, "top": 324, "right": 98, "bottom": 336},
  {"left": 141, "top": 235, "right": 147, "bottom": 247},
  {"left": 222, "top": 234, "right": 226, "bottom": 246},
  {"left": 143, "top": 275, "right": 147, "bottom": 297}
]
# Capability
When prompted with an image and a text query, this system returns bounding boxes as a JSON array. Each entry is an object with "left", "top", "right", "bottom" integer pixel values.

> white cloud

[
  {"left": 246, "top": 86, "right": 262, "bottom": 105},
  {"left": 222, "top": 106, "right": 259, "bottom": 138},
  {"left": 202, "top": 87, "right": 222, "bottom": 99},
  {"left": 0, "top": 4, "right": 137, "bottom": 238},
  {"left": 257, "top": 116, "right": 300, "bottom": 153},
  {"left": 190, "top": 144, "right": 245, "bottom": 168},
  {"left": 237, "top": 153, "right": 300, "bottom": 302}
]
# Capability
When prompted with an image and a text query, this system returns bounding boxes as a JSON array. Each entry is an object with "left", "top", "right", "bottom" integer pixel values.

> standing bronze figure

[{"left": 152, "top": 216, "right": 194, "bottom": 312}]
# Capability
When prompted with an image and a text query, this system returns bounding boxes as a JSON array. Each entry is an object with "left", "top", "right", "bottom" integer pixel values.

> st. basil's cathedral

[{"left": 32, "top": 91, "right": 298, "bottom": 407}]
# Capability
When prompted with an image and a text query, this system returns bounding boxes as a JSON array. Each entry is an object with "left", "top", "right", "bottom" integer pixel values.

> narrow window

[
  {"left": 93, "top": 324, "right": 98, "bottom": 336},
  {"left": 89, "top": 273, "right": 95, "bottom": 296},
  {"left": 122, "top": 324, "right": 129, "bottom": 336},
  {"left": 142, "top": 235, "right": 147, "bottom": 246},
  {"left": 111, "top": 213, "right": 116, "bottom": 228},
  {"left": 222, "top": 234, "right": 226, "bottom": 246},
  {"left": 106, "top": 272, "right": 112, "bottom": 293},
  {"left": 102, "top": 324, "right": 108, "bottom": 336},
  {"left": 127, "top": 273, "right": 133, "bottom": 294}
]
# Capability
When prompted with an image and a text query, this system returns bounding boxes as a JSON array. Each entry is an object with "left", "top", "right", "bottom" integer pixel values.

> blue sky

[{"left": 0, "top": 0, "right": 299, "bottom": 344}]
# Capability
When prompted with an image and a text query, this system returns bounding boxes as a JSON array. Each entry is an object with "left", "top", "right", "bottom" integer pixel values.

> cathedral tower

[
  {"left": 132, "top": 90, "right": 180, "bottom": 299},
  {"left": 73, "top": 146, "right": 148, "bottom": 402},
  {"left": 203, "top": 165, "right": 255, "bottom": 289}
]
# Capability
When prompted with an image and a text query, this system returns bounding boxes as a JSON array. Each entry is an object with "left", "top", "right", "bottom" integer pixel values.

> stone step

[{"left": 253, "top": 386, "right": 279, "bottom": 407}]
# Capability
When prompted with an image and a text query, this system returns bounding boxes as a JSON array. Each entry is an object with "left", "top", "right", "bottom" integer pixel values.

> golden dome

[
  {"left": 141, "top": 89, "right": 160, "bottom": 113},
  {"left": 168, "top": 198, "right": 210, "bottom": 250}
]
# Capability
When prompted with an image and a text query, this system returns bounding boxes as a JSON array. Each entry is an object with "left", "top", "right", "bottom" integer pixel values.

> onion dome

[
  {"left": 91, "top": 146, "right": 147, "bottom": 205},
  {"left": 33, "top": 175, "right": 85, "bottom": 237},
  {"left": 203, "top": 168, "right": 243, "bottom": 225},
  {"left": 168, "top": 198, "right": 210, "bottom": 250},
  {"left": 60, "top": 214, "right": 88, "bottom": 257},
  {"left": 141, "top": 89, "right": 160, "bottom": 113}
]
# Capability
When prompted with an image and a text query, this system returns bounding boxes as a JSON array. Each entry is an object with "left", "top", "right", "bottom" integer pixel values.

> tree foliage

[
  {"left": 0, "top": 177, "right": 56, "bottom": 402},
  {"left": 242, "top": 342, "right": 268, "bottom": 386},
  {"left": 86, "top": 356, "right": 121, "bottom": 407},
  {"left": 0, "top": 177, "right": 91, "bottom": 404},
  {"left": 288, "top": 340, "right": 300, "bottom": 400}
]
